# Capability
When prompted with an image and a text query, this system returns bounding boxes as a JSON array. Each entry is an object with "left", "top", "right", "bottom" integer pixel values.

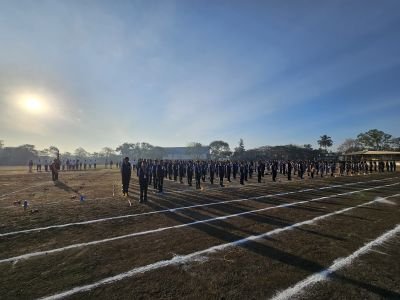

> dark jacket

[
  {"left": 121, "top": 161, "right": 132, "bottom": 178},
  {"left": 138, "top": 167, "right": 149, "bottom": 185}
]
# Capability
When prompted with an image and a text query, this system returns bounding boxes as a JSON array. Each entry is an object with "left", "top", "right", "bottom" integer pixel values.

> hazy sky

[{"left": 1, "top": 0, "right": 399, "bottom": 153}]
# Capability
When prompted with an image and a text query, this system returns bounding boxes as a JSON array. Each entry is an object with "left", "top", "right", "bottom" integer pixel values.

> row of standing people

[
  {"left": 121, "top": 158, "right": 397, "bottom": 203},
  {"left": 29, "top": 159, "right": 98, "bottom": 172}
]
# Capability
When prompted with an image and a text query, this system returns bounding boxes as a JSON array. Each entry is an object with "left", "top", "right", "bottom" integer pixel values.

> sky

[{"left": 0, "top": 0, "right": 399, "bottom": 153}]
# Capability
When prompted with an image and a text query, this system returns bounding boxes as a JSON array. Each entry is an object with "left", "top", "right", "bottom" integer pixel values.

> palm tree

[{"left": 318, "top": 135, "right": 333, "bottom": 151}]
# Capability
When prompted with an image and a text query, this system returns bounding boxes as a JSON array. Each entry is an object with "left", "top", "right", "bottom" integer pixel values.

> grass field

[{"left": 0, "top": 168, "right": 399, "bottom": 299}]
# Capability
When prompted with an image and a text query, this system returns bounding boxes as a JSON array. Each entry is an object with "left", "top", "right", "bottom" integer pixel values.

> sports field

[{"left": 0, "top": 168, "right": 399, "bottom": 299}]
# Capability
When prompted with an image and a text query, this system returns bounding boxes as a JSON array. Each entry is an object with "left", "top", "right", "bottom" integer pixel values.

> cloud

[{"left": 1, "top": 1, "right": 399, "bottom": 151}]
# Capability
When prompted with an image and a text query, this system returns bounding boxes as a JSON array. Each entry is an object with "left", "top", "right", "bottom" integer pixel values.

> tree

[
  {"left": 140, "top": 142, "right": 154, "bottom": 158},
  {"left": 0, "top": 144, "right": 38, "bottom": 165},
  {"left": 317, "top": 135, "right": 333, "bottom": 151},
  {"left": 74, "top": 147, "right": 90, "bottom": 158},
  {"left": 186, "top": 142, "right": 204, "bottom": 160},
  {"left": 303, "top": 144, "right": 313, "bottom": 150},
  {"left": 116, "top": 143, "right": 134, "bottom": 157},
  {"left": 390, "top": 137, "right": 400, "bottom": 151},
  {"left": 49, "top": 146, "right": 60, "bottom": 156},
  {"left": 62, "top": 152, "right": 72, "bottom": 158},
  {"left": 101, "top": 147, "right": 115, "bottom": 158},
  {"left": 39, "top": 148, "right": 50, "bottom": 157},
  {"left": 149, "top": 146, "right": 165, "bottom": 159},
  {"left": 337, "top": 138, "right": 362, "bottom": 154},
  {"left": 357, "top": 129, "right": 392, "bottom": 150},
  {"left": 233, "top": 138, "right": 245, "bottom": 158},
  {"left": 209, "top": 140, "right": 231, "bottom": 160}
]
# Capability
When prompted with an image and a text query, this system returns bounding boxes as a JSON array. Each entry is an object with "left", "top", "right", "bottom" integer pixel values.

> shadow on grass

[
  {"left": 54, "top": 181, "right": 80, "bottom": 194},
  {"left": 144, "top": 181, "right": 400, "bottom": 299}
]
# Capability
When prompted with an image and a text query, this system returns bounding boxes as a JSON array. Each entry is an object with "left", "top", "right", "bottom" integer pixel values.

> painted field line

[
  {"left": 271, "top": 223, "right": 400, "bottom": 300},
  {"left": 1, "top": 182, "right": 398, "bottom": 265},
  {"left": 36, "top": 193, "right": 400, "bottom": 300},
  {"left": 0, "top": 178, "right": 391, "bottom": 237}
]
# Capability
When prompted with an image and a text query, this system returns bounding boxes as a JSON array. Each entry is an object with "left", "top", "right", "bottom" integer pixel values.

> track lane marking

[
  {"left": 35, "top": 193, "right": 400, "bottom": 300},
  {"left": 1, "top": 182, "right": 398, "bottom": 264}
]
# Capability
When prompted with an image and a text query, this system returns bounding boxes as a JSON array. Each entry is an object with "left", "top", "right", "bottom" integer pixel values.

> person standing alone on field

[
  {"left": 121, "top": 157, "right": 132, "bottom": 196},
  {"left": 50, "top": 153, "right": 61, "bottom": 182}
]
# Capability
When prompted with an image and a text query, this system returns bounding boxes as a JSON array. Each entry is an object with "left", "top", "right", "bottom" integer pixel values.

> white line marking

[
  {"left": 0, "top": 178, "right": 392, "bottom": 237},
  {"left": 1, "top": 184, "right": 398, "bottom": 265},
  {"left": 36, "top": 193, "right": 400, "bottom": 300},
  {"left": 271, "top": 223, "right": 400, "bottom": 300},
  {"left": 375, "top": 197, "right": 397, "bottom": 205}
]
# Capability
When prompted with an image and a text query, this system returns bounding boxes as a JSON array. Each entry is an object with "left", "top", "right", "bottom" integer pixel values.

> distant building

[
  {"left": 341, "top": 150, "right": 400, "bottom": 162},
  {"left": 162, "top": 147, "right": 210, "bottom": 160}
]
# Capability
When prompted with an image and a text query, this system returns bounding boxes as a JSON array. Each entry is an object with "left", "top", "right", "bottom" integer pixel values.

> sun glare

[
  {"left": 25, "top": 98, "right": 41, "bottom": 111},
  {"left": 18, "top": 94, "right": 48, "bottom": 114}
]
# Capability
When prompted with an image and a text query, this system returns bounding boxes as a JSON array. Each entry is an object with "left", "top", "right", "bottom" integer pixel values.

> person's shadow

[{"left": 54, "top": 181, "right": 80, "bottom": 194}]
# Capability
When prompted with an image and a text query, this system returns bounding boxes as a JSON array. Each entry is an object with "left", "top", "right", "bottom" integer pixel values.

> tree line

[
  {"left": 0, "top": 129, "right": 398, "bottom": 165},
  {"left": 337, "top": 129, "right": 400, "bottom": 153}
]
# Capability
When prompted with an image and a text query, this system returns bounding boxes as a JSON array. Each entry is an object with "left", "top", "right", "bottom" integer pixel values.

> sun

[
  {"left": 18, "top": 95, "right": 48, "bottom": 114},
  {"left": 25, "top": 98, "right": 42, "bottom": 111}
]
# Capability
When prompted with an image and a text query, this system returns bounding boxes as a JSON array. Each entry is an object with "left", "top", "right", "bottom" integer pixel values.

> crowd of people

[
  {"left": 29, "top": 158, "right": 99, "bottom": 172},
  {"left": 120, "top": 158, "right": 397, "bottom": 203},
  {"left": 27, "top": 158, "right": 139, "bottom": 172},
  {"left": 27, "top": 156, "right": 397, "bottom": 203}
]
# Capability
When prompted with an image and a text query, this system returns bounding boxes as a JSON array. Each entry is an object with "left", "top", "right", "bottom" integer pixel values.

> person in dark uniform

[
  {"left": 195, "top": 161, "right": 201, "bottom": 189},
  {"left": 173, "top": 161, "right": 178, "bottom": 181},
  {"left": 199, "top": 162, "right": 204, "bottom": 182},
  {"left": 37, "top": 159, "right": 42, "bottom": 172},
  {"left": 233, "top": 162, "right": 238, "bottom": 179},
  {"left": 272, "top": 161, "right": 278, "bottom": 182},
  {"left": 138, "top": 161, "right": 149, "bottom": 203},
  {"left": 257, "top": 161, "right": 262, "bottom": 183},
  {"left": 287, "top": 160, "right": 292, "bottom": 181},
  {"left": 209, "top": 161, "right": 215, "bottom": 184},
  {"left": 239, "top": 162, "right": 245, "bottom": 185},
  {"left": 164, "top": 161, "right": 168, "bottom": 179},
  {"left": 261, "top": 161, "right": 265, "bottom": 177},
  {"left": 121, "top": 157, "right": 132, "bottom": 196},
  {"left": 168, "top": 161, "right": 173, "bottom": 180},
  {"left": 226, "top": 161, "right": 232, "bottom": 182},
  {"left": 148, "top": 160, "right": 152, "bottom": 185},
  {"left": 179, "top": 161, "right": 185, "bottom": 184},
  {"left": 218, "top": 162, "right": 225, "bottom": 187},
  {"left": 157, "top": 160, "right": 164, "bottom": 193},
  {"left": 152, "top": 160, "right": 158, "bottom": 189},
  {"left": 50, "top": 153, "right": 61, "bottom": 181},
  {"left": 244, "top": 162, "right": 248, "bottom": 181},
  {"left": 187, "top": 161, "right": 193, "bottom": 186},
  {"left": 299, "top": 161, "right": 305, "bottom": 179}
]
